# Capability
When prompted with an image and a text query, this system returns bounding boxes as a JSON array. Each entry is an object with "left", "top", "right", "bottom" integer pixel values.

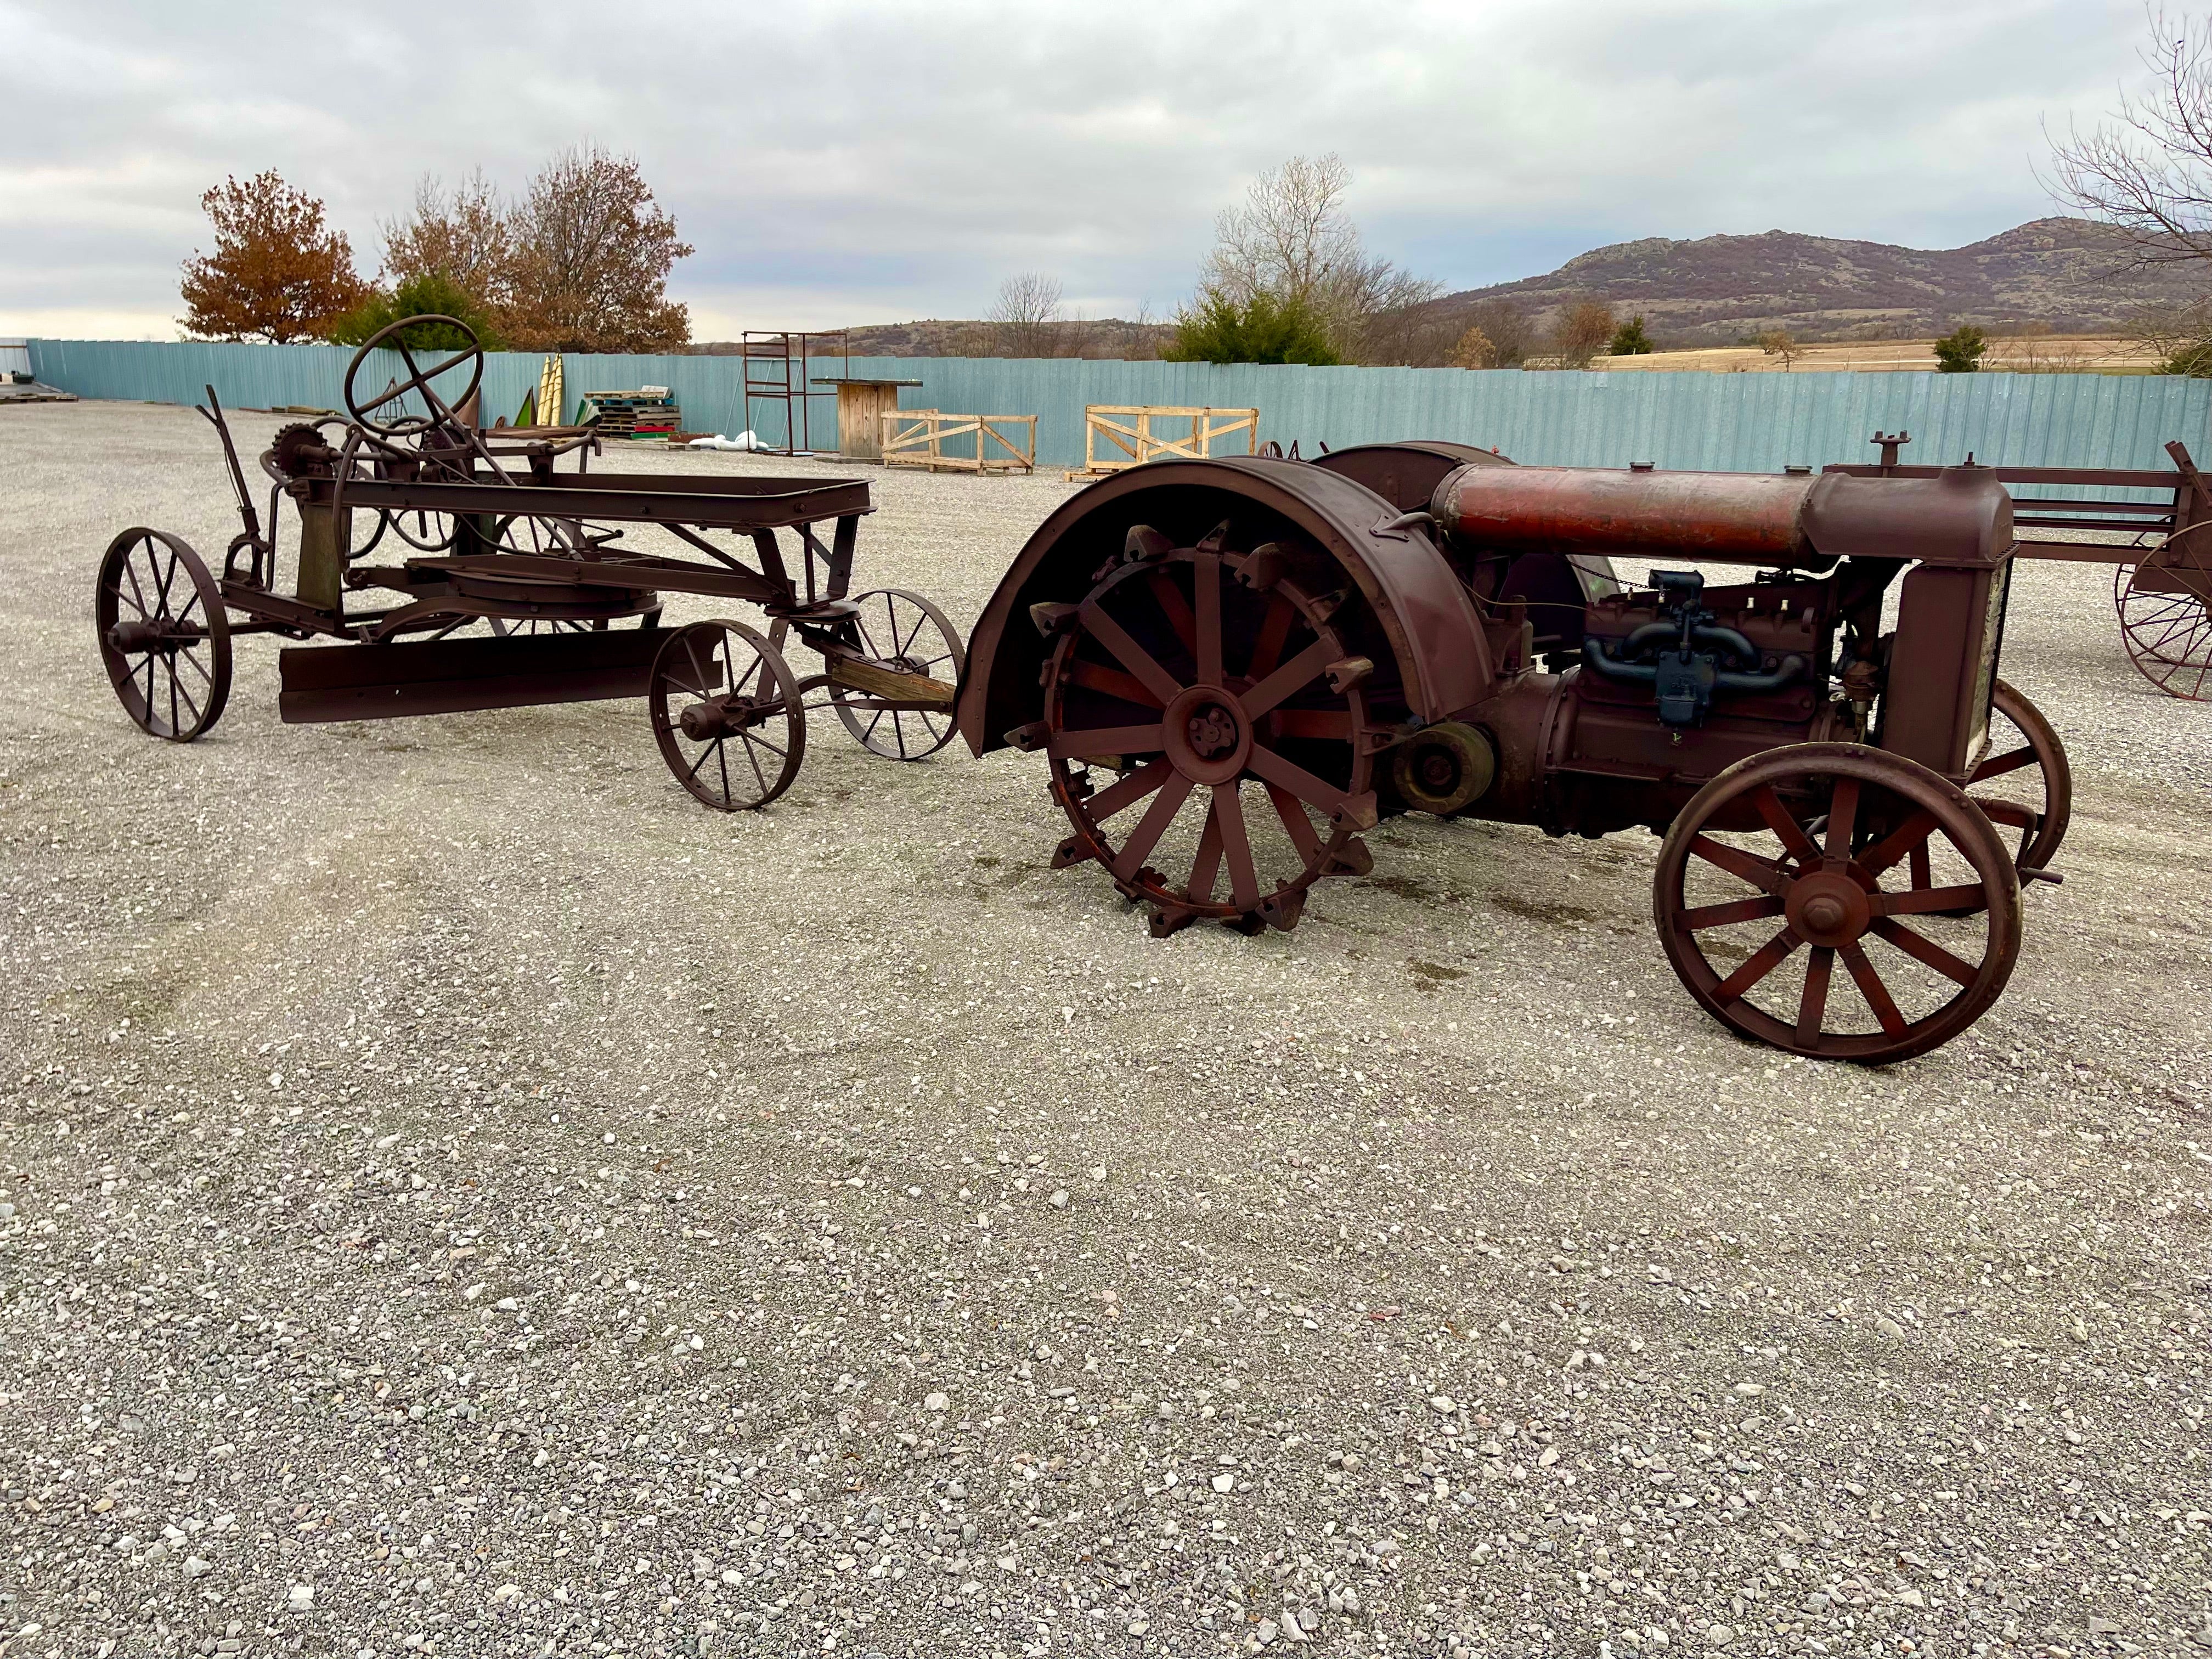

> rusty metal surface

[
  {"left": 957, "top": 457, "right": 1491, "bottom": 757},
  {"left": 1434, "top": 465, "right": 1824, "bottom": 564},
  {"left": 97, "top": 313, "right": 961, "bottom": 810},
  {"left": 973, "top": 445, "right": 2064, "bottom": 1064}
]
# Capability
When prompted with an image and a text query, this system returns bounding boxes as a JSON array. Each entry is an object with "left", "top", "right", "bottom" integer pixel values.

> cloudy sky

[{"left": 0, "top": 0, "right": 2160, "bottom": 340}]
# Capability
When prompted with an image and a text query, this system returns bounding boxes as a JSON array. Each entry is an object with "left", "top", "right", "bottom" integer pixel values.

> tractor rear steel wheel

[
  {"left": 95, "top": 528, "right": 233, "bottom": 742},
  {"left": 1654, "top": 742, "right": 2021, "bottom": 1064},
  {"left": 1041, "top": 535, "right": 1376, "bottom": 935}
]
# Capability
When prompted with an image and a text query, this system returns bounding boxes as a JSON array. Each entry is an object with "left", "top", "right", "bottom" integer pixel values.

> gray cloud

[{"left": 0, "top": 0, "right": 2152, "bottom": 337}]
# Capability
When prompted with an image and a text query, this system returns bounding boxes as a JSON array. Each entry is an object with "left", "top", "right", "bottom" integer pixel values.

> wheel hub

[
  {"left": 1784, "top": 868, "right": 1872, "bottom": 947},
  {"left": 679, "top": 698, "right": 736, "bottom": 741},
  {"left": 107, "top": 619, "right": 174, "bottom": 654},
  {"left": 1160, "top": 685, "right": 1252, "bottom": 786}
]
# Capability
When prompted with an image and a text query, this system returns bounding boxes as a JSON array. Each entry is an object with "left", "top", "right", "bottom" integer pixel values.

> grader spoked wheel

[
  {"left": 2115, "top": 531, "right": 2212, "bottom": 700},
  {"left": 1654, "top": 743, "right": 2021, "bottom": 1064},
  {"left": 648, "top": 619, "right": 807, "bottom": 811},
  {"left": 831, "top": 588, "right": 966, "bottom": 760},
  {"left": 95, "top": 528, "right": 233, "bottom": 742},
  {"left": 1043, "top": 540, "right": 1375, "bottom": 935}
]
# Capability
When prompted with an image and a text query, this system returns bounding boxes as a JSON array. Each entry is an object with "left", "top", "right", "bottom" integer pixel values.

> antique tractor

[{"left": 957, "top": 443, "right": 2067, "bottom": 1064}]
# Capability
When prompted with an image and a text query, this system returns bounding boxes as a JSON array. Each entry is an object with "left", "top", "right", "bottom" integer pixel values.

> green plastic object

[{"left": 516, "top": 388, "right": 538, "bottom": 428}]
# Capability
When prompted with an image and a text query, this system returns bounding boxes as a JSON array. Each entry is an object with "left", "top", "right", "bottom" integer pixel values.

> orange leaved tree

[{"left": 179, "top": 171, "right": 368, "bottom": 343}]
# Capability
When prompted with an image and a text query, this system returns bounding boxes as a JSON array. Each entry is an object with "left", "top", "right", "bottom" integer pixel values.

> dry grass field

[{"left": 1599, "top": 338, "right": 2158, "bottom": 375}]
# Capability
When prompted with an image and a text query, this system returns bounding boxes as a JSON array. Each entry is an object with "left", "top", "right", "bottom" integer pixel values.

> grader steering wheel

[{"left": 341, "top": 317, "right": 485, "bottom": 439}]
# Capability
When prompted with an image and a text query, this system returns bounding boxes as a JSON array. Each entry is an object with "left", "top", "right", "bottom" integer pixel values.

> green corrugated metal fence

[{"left": 27, "top": 338, "right": 2212, "bottom": 493}]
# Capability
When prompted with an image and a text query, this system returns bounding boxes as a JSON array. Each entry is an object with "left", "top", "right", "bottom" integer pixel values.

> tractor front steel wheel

[{"left": 1654, "top": 743, "right": 2021, "bottom": 1064}]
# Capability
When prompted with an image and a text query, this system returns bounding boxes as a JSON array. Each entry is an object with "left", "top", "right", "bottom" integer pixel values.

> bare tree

[
  {"left": 1199, "top": 153, "right": 1442, "bottom": 362},
  {"left": 987, "top": 272, "right": 1065, "bottom": 357},
  {"left": 1553, "top": 301, "right": 1617, "bottom": 369},
  {"left": 380, "top": 171, "right": 513, "bottom": 302},
  {"left": 1757, "top": 328, "right": 1804, "bottom": 370},
  {"left": 502, "top": 144, "right": 693, "bottom": 353},
  {"left": 1464, "top": 298, "right": 1534, "bottom": 366},
  {"left": 2048, "top": 8, "right": 2212, "bottom": 264}
]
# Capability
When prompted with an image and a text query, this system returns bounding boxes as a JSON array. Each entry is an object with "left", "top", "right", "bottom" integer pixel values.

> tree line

[
  {"left": 178, "top": 146, "right": 692, "bottom": 354},
  {"left": 975, "top": 155, "right": 1667, "bottom": 369}
]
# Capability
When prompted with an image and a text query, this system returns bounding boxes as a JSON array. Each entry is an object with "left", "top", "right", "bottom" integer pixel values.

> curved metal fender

[{"left": 957, "top": 457, "right": 1493, "bottom": 755}]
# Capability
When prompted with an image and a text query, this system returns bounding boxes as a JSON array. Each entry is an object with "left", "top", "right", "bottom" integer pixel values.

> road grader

[{"left": 957, "top": 440, "right": 2096, "bottom": 1065}]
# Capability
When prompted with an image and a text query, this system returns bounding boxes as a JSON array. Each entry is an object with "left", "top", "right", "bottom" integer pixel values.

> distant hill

[
  {"left": 1430, "top": 218, "right": 2205, "bottom": 346},
  {"left": 688, "top": 318, "right": 1172, "bottom": 359},
  {"left": 688, "top": 218, "right": 2207, "bottom": 360}
]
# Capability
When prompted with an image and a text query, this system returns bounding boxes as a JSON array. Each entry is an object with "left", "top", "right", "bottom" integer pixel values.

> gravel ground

[{"left": 2, "top": 400, "right": 2210, "bottom": 1659}]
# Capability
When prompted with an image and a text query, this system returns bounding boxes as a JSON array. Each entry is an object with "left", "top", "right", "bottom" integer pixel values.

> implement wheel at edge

[{"left": 95, "top": 527, "right": 233, "bottom": 742}]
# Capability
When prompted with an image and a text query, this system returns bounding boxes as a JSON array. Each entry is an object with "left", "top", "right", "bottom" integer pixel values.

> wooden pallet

[
  {"left": 582, "top": 391, "right": 682, "bottom": 439},
  {"left": 1065, "top": 404, "right": 1257, "bottom": 480},
  {"left": 881, "top": 410, "right": 1037, "bottom": 474}
]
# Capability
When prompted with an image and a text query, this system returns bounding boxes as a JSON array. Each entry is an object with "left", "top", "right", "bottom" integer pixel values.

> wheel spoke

[
  {"left": 1838, "top": 941, "right": 1910, "bottom": 1039},
  {"left": 684, "top": 741, "right": 719, "bottom": 784},
  {"left": 672, "top": 637, "right": 718, "bottom": 699},
  {"left": 1147, "top": 570, "right": 1197, "bottom": 661},
  {"left": 1869, "top": 917, "right": 1979, "bottom": 986},
  {"left": 1045, "top": 723, "right": 1164, "bottom": 760},
  {"left": 1109, "top": 772, "right": 1197, "bottom": 881},
  {"left": 1193, "top": 552, "right": 1222, "bottom": 685},
  {"left": 121, "top": 560, "right": 151, "bottom": 618},
  {"left": 1753, "top": 786, "right": 1822, "bottom": 867},
  {"left": 1212, "top": 783, "right": 1260, "bottom": 911},
  {"left": 1908, "top": 839, "right": 1932, "bottom": 890},
  {"left": 1874, "top": 883, "right": 1988, "bottom": 917},
  {"left": 718, "top": 740, "right": 737, "bottom": 804},
  {"left": 1795, "top": 946, "right": 1835, "bottom": 1047},
  {"left": 1264, "top": 783, "right": 1324, "bottom": 865},
  {"left": 1822, "top": 777, "right": 1859, "bottom": 864},
  {"left": 1244, "top": 594, "right": 1296, "bottom": 681},
  {"left": 738, "top": 733, "right": 771, "bottom": 798},
  {"left": 1086, "top": 757, "right": 1173, "bottom": 822},
  {"left": 1679, "top": 894, "right": 1785, "bottom": 930},
  {"left": 1065, "top": 658, "right": 1164, "bottom": 709},
  {"left": 1080, "top": 599, "right": 1184, "bottom": 704},
  {"left": 1714, "top": 928, "right": 1801, "bottom": 1003},
  {"left": 1970, "top": 745, "right": 2039, "bottom": 783},
  {"left": 1687, "top": 834, "right": 1786, "bottom": 893},
  {"left": 1186, "top": 804, "right": 1224, "bottom": 904},
  {"left": 172, "top": 667, "right": 204, "bottom": 728},
  {"left": 1241, "top": 639, "right": 1338, "bottom": 719},
  {"left": 1245, "top": 742, "right": 1353, "bottom": 816},
  {"left": 1855, "top": 810, "right": 1938, "bottom": 879}
]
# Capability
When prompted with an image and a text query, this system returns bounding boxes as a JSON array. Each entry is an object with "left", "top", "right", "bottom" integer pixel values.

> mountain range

[
  {"left": 690, "top": 217, "right": 2207, "bottom": 358},
  {"left": 1427, "top": 217, "right": 2203, "bottom": 346}
]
